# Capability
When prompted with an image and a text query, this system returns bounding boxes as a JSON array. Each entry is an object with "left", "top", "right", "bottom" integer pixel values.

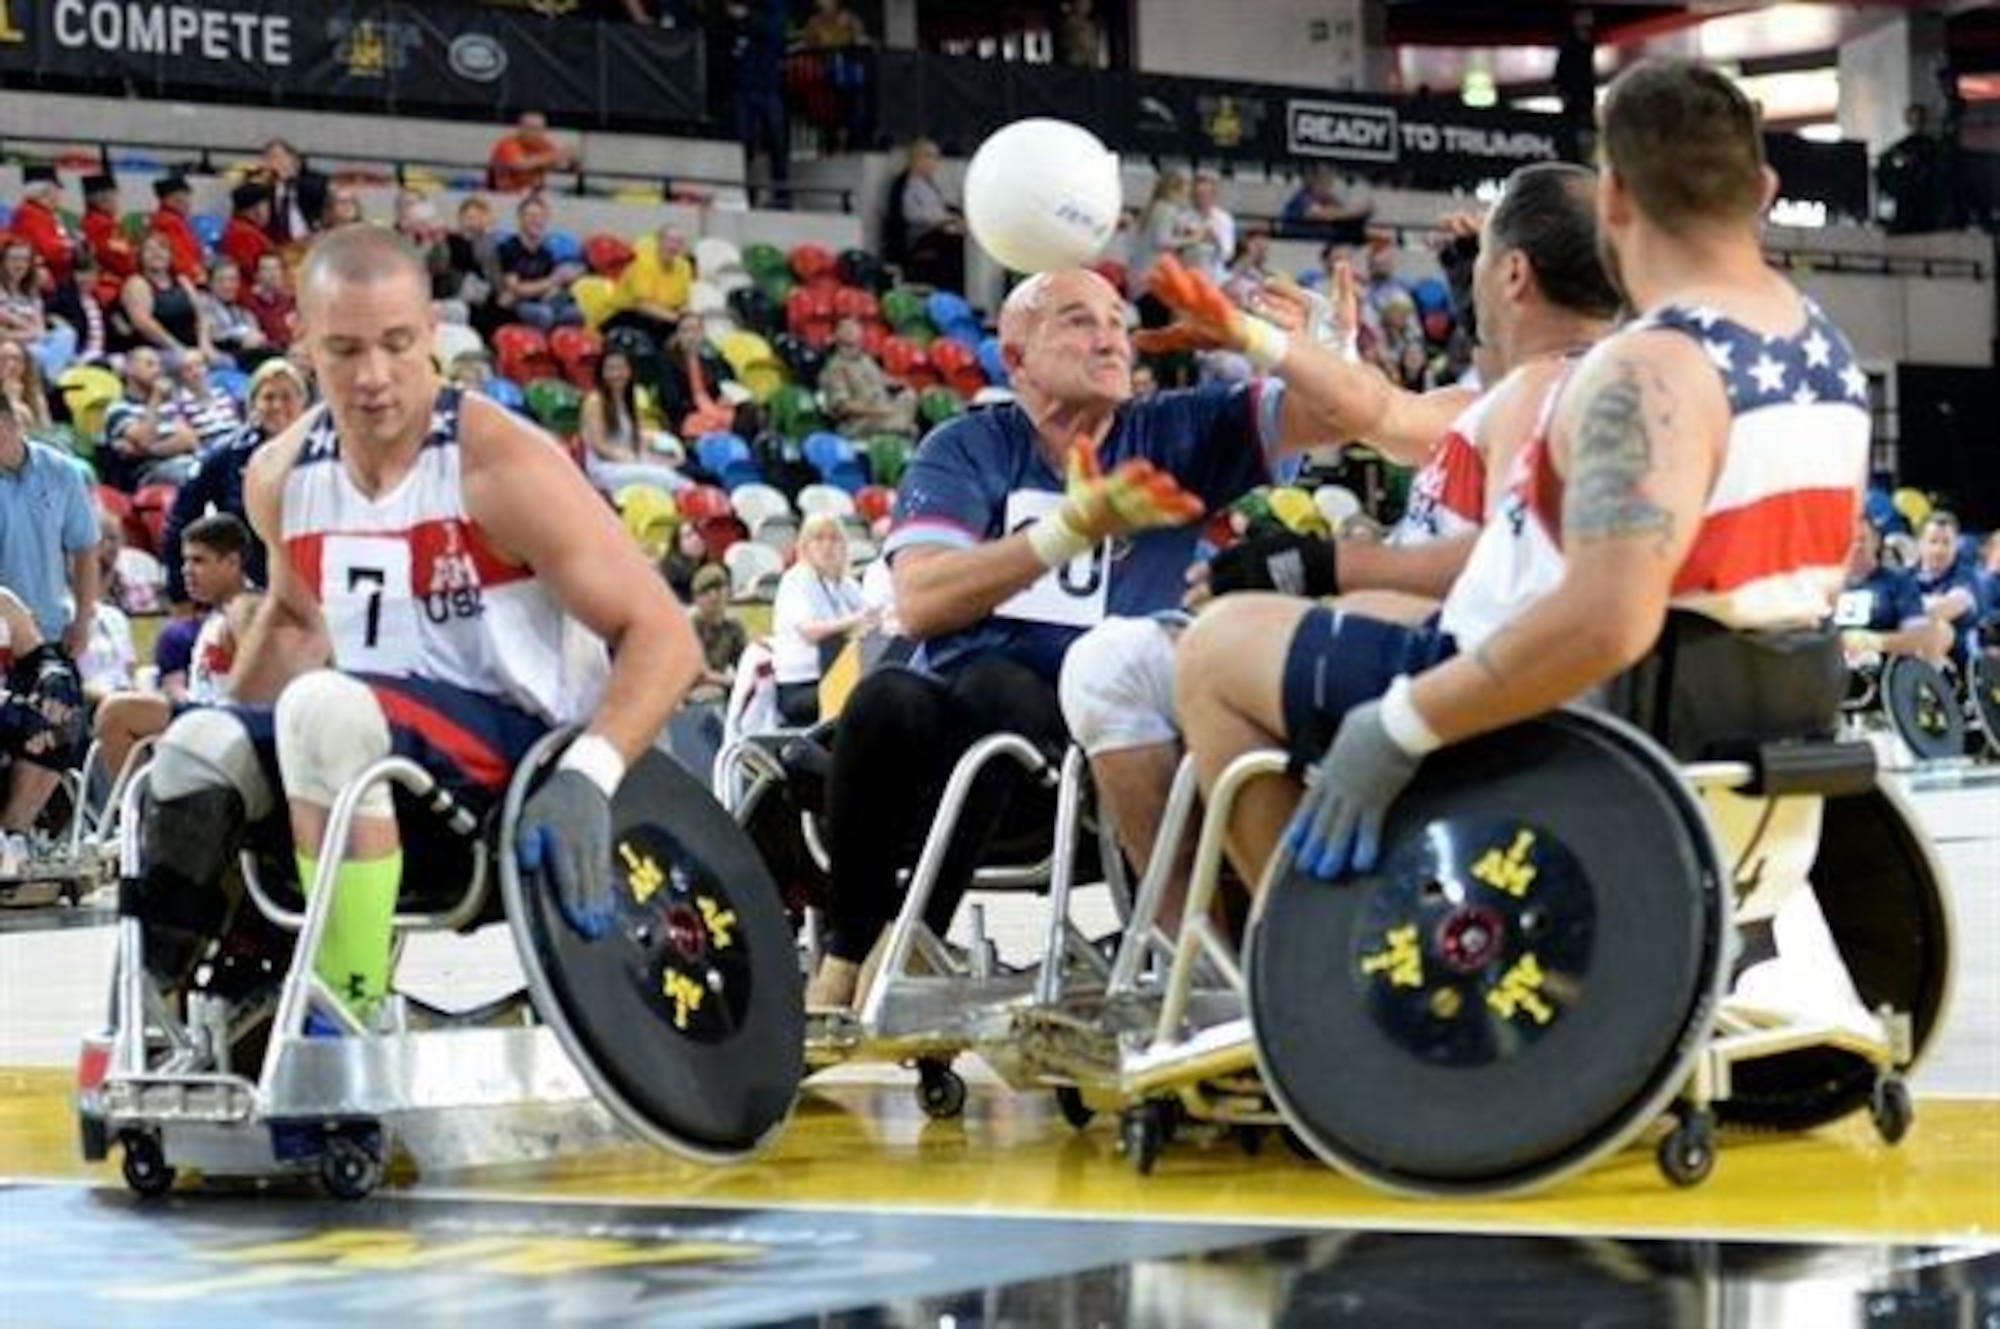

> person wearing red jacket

[
  {"left": 80, "top": 173, "right": 137, "bottom": 306},
  {"left": 11, "top": 165, "right": 77, "bottom": 288},
  {"left": 147, "top": 176, "right": 206, "bottom": 284},
  {"left": 219, "top": 182, "right": 276, "bottom": 279}
]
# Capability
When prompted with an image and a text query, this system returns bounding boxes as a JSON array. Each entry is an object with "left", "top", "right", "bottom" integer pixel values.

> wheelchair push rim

[{"left": 1247, "top": 708, "right": 1731, "bottom": 1198}]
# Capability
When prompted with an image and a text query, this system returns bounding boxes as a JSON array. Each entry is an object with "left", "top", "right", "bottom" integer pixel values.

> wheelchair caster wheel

[
  {"left": 915, "top": 1062, "right": 966, "bottom": 1120},
  {"left": 119, "top": 1131, "right": 175, "bottom": 1198},
  {"left": 320, "top": 1136, "right": 383, "bottom": 1202},
  {"left": 1054, "top": 1085, "right": 1094, "bottom": 1131},
  {"left": 1120, "top": 1101, "right": 1171, "bottom": 1176},
  {"left": 1871, "top": 1079, "right": 1914, "bottom": 1145},
  {"left": 1658, "top": 1110, "right": 1716, "bottom": 1188}
]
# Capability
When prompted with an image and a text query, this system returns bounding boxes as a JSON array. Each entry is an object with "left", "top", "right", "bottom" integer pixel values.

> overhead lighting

[
  {"left": 1513, "top": 95, "right": 1565, "bottom": 115},
  {"left": 1797, "top": 122, "right": 1843, "bottom": 143},
  {"left": 1462, "top": 67, "right": 1497, "bottom": 109}
]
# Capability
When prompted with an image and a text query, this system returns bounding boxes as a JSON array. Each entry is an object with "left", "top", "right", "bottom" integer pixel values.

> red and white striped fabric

[
  {"left": 280, "top": 388, "right": 608, "bottom": 724},
  {"left": 1391, "top": 391, "right": 1490, "bottom": 547}
]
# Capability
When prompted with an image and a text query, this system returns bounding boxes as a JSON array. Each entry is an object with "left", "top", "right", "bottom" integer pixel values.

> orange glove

[
  {"left": 1027, "top": 434, "right": 1207, "bottom": 567},
  {"left": 1132, "top": 254, "right": 1291, "bottom": 370}
]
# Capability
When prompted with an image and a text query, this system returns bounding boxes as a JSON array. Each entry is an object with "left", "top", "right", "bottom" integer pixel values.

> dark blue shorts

[
  {"left": 228, "top": 673, "right": 550, "bottom": 817},
  {"left": 1279, "top": 607, "right": 1456, "bottom": 768}
]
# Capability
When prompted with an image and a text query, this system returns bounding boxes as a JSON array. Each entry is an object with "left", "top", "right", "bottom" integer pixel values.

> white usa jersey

[{"left": 279, "top": 388, "right": 608, "bottom": 724}]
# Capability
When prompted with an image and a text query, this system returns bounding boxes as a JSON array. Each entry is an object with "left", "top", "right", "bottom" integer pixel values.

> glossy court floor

[{"left": 1, "top": 768, "right": 1996, "bottom": 1327}]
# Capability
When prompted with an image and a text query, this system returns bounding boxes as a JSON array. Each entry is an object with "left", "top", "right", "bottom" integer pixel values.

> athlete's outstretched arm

[
  {"left": 230, "top": 426, "right": 331, "bottom": 704},
  {"left": 461, "top": 396, "right": 696, "bottom": 765},
  {"left": 1407, "top": 331, "right": 1726, "bottom": 743}
]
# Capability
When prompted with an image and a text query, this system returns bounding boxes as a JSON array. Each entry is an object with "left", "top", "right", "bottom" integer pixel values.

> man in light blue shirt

[{"left": 0, "top": 405, "right": 98, "bottom": 651}]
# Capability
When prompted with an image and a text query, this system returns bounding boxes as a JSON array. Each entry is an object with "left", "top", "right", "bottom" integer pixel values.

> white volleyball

[{"left": 963, "top": 118, "right": 1122, "bottom": 274}]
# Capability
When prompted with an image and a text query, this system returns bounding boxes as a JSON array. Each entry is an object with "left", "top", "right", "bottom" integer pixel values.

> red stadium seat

[
  {"left": 131, "top": 482, "right": 178, "bottom": 554},
  {"left": 859, "top": 321, "right": 889, "bottom": 359},
  {"left": 831, "top": 286, "right": 879, "bottom": 322},
  {"left": 677, "top": 484, "right": 733, "bottom": 522},
  {"left": 1091, "top": 258, "right": 1131, "bottom": 294},
  {"left": 492, "top": 324, "right": 556, "bottom": 386},
  {"left": 878, "top": 335, "right": 938, "bottom": 390},
  {"left": 785, "top": 285, "right": 836, "bottom": 341},
  {"left": 549, "top": 326, "right": 604, "bottom": 391},
  {"left": 789, "top": 243, "right": 837, "bottom": 285},
  {"left": 583, "top": 233, "right": 636, "bottom": 279},
  {"left": 854, "top": 484, "right": 896, "bottom": 526},
  {"left": 697, "top": 513, "right": 749, "bottom": 560}
]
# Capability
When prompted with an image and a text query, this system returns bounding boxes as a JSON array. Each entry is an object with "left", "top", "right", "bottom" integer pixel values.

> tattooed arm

[{"left": 1401, "top": 331, "right": 1727, "bottom": 745}]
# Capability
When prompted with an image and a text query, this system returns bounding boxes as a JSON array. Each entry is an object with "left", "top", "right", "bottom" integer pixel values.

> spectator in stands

[
  {"left": 1279, "top": 163, "right": 1372, "bottom": 241},
  {"left": 1916, "top": 510, "right": 1982, "bottom": 663},
  {"left": 114, "top": 232, "right": 208, "bottom": 357},
  {"left": 497, "top": 194, "right": 584, "bottom": 330},
  {"left": 0, "top": 241, "right": 77, "bottom": 383},
  {"left": 1840, "top": 515, "right": 1950, "bottom": 664},
  {"left": 489, "top": 111, "right": 577, "bottom": 194},
  {"left": 46, "top": 246, "right": 110, "bottom": 368},
  {"left": 443, "top": 195, "right": 503, "bottom": 337},
  {"left": 659, "top": 519, "right": 713, "bottom": 601},
  {"left": 656, "top": 311, "right": 724, "bottom": 434},
  {"left": 11, "top": 165, "right": 77, "bottom": 287},
  {"left": 821, "top": 315, "right": 917, "bottom": 437},
  {"left": 242, "top": 251, "right": 295, "bottom": 351},
  {"left": 797, "top": 0, "right": 871, "bottom": 152},
  {"left": 324, "top": 185, "right": 367, "bottom": 230},
  {"left": 721, "top": 0, "right": 791, "bottom": 207},
  {"left": 603, "top": 223, "right": 694, "bottom": 345},
  {"left": 772, "top": 513, "right": 873, "bottom": 725},
  {"left": 0, "top": 400, "right": 96, "bottom": 660},
  {"left": 1183, "top": 170, "right": 1236, "bottom": 283},
  {"left": 220, "top": 182, "right": 277, "bottom": 281},
  {"left": 197, "top": 258, "right": 277, "bottom": 370},
  {"left": 80, "top": 174, "right": 136, "bottom": 301},
  {"left": 102, "top": 346, "right": 199, "bottom": 489},
  {"left": 147, "top": 176, "right": 206, "bottom": 283},
  {"left": 883, "top": 138, "right": 964, "bottom": 291},
  {"left": 688, "top": 563, "right": 747, "bottom": 703},
  {"left": 801, "top": 0, "right": 867, "bottom": 47},
  {"left": 158, "top": 357, "right": 306, "bottom": 607},
  {"left": 168, "top": 350, "right": 242, "bottom": 452},
  {"left": 449, "top": 350, "right": 494, "bottom": 395},
  {"left": 1128, "top": 361, "right": 1158, "bottom": 399},
  {"left": 0, "top": 337, "right": 52, "bottom": 433},
  {"left": 1362, "top": 241, "right": 1412, "bottom": 323},
  {"left": 257, "top": 139, "right": 329, "bottom": 246},
  {"left": 392, "top": 191, "right": 460, "bottom": 321},
  {"left": 1129, "top": 170, "right": 1196, "bottom": 306},
  {"left": 77, "top": 508, "right": 138, "bottom": 702},
  {"left": 1057, "top": 0, "right": 1100, "bottom": 69},
  {"left": 1223, "top": 226, "right": 1275, "bottom": 305},
  {"left": 579, "top": 348, "right": 688, "bottom": 495}
]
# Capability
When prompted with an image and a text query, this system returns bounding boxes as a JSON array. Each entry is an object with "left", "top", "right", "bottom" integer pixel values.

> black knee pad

[
  {"left": 121, "top": 787, "right": 250, "bottom": 984},
  {"left": 1, "top": 644, "right": 85, "bottom": 772}
]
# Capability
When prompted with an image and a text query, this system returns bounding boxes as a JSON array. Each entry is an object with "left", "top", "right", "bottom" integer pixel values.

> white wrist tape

[
  {"left": 1379, "top": 675, "right": 1443, "bottom": 758},
  {"left": 1028, "top": 507, "right": 1095, "bottom": 569},
  {"left": 559, "top": 733, "right": 628, "bottom": 798},
  {"left": 1241, "top": 317, "right": 1291, "bottom": 374}
]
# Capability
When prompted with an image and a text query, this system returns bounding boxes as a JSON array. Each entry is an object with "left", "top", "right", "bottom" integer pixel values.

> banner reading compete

[{"left": 51, "top": 0, "right": 291, "bottom": 65}]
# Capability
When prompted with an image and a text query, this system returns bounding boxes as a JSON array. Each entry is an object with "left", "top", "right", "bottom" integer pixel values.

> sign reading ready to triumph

[{"left": 1287, "top": 98, "right": 1567, "bottom": 173}]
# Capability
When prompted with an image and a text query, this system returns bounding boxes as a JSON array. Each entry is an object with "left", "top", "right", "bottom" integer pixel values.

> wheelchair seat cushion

[{"left": 1605, "top": 612, "right": 1845, "bottom": 762}]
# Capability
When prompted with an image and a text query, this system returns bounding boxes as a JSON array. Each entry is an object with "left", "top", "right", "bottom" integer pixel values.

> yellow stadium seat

[
  {"left": 1270, "top": 485, "right": 1331, "bottom": 537},
  {"left": 572, "top": 275, "right": 618, "bottom": 330},
  {"left": 614, "top": 483, "right": 680, "bottom": 558}
]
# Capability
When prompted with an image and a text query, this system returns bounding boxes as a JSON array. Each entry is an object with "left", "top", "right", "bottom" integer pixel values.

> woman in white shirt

[{"left": 771, "top": 514, "right": 873, "bottom": 725}]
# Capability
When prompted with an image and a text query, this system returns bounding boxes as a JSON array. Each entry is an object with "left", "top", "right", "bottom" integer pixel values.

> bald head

[
  {"left": 296, "top": 225, "right": 430, "bottom": 317},
  {"left": 998, "top": 269, "right": 1122, "bottom": 351}
]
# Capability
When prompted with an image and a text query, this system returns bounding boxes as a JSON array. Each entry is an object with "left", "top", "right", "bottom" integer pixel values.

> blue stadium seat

[
  {"left": 191, "top": 214, "right": 225, "bottom": 252},
  {"left": 483, "top": 377, "right": 528, "bottom": 413},
  {"left": 977, "top": 335, "right": 1009, "bottom": 388},
  {"left": 545, "top": 231, "right": 583, "bottom": 265},
  {"left": 208, "top": 367, "right": 249, "bottom": 404}
]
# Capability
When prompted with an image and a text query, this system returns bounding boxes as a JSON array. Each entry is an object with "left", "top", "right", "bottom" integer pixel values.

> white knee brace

[
  {"left": 274, "top": 671, "right": 394, "bottom": 816},
  {"left": 1058, "top": 616, "right": 1182, "bottom": 758},
  {"left": 150, "top": 707, "right": 276, "bottom": 821}
]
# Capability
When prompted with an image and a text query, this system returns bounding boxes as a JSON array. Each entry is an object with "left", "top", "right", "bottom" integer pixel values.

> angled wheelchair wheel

[
  {"left": 1882, "top": 657, "right": 1965, "bottom": 760},
  {"left": 1713, "top": 782, "right": 1953, "bottom": 1132},
  {"left": 502, "top": 734, "right": 806, "bottom": 1163},
  {"left": 1971, "top": 653, "right": 2000, "bottom": 758},
  {"left": 1248, "top": 710, "right": 1729, "bottom": 1197}
]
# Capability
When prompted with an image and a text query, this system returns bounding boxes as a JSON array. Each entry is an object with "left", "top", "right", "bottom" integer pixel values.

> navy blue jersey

[
  {"left": 1839, "top": 566, "right": 1923, "bottom": 632},
  {"left": 885, "top": 382, "right": 1281, "bottom": 680}
]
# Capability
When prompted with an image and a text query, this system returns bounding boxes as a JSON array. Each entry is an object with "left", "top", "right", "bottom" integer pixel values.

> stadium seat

[
  {"left": 549, "top": 326, "right": 604, "bottom": 391},
  {"left": 492, "top": 324, "right": 557, "bottom": 385},
  {"left": 1091, "top": 258, "right": 1130, "bottom": 293},
  {"left": 566, "top": 275, "right": 614, "bottom": 330},
  {"left": 784, "top": 285, "right": 836, "bottom": 342},
  {"left": 614, "top": 483, "right": 680, "bottom": 558},
  {"left": 741, "top": 243, "right": 789, "bottom": 283},
  {"left": 58, "top": 365, "right": 122, "bottom": 448},
  {"left": 676, "top": 483, "right": 733, "bottom": 522},
  {"left": 770, "top": 333, "right": 825, "bottom": 390},
  {"left": 544, "top": 230, "right": 583, "bottom": 265},
  {"left": 689, "top": 279, "right": 728, "bottom": 318},
  {"left": 863, "top": 436, "right": 911, "bottom": 487},
  {"left": 482, "top": 377, "right": 529, "bottom": 413},
  {"left": 433, "top": 321, "right": 485, "bottom": 374},
  {"left": 976, "top": 335, "right": 1009, "bottom": 387},
  {"left": 836, "top": 247, "right": 888, "bottom": 293},
  {"left": 854, "top": 484, "right": 897, "bottom": 526},
  {"left": 730, "top": 481, "right": 793, "bottom": 533},
  {"left": 918, "top": 386, "right": 964, "bottom": 428},
  {"left": 925, "top": 291, "right": 974, "bottom": 333},
  {"left": 729, "top": 285, "right": 783, "bottom": 336},
  {"left": 191, "top": 214, "right": 224, "bottom": 253},
  {"left": 831, "top": 286, "right": 879, "bottom": 323},
  {"left": 524, "top": 377, "right": 583, "bottom": 435},
  {"left": 584, "top": 233, "right": 636, "bottom": 278},
  {"left": 694, "top": 236, "right": 745, "bottom": 280},
  {"left": 879, "top": 336, "right": 938, "bottom": 390},
  {"left": 697, "top": 512, "right": 751, "bottom": 561},
  {"left": 724, "top": 538, "right": 786, "bottom": 600},
  {"left": 801, "top": 434, "right": 868, "bottom": 494},
  {"left": 789, "top": 243, "right": 837, "bottom": 285},
  {"left": 796, "top": 482, "right": 859, "bottom": 524},
  {"left": 694, "top": 431, "right": 763, "bottom": 490},
  {"left": 1313, "top": 484, "right": 1363, "bottom": 529},
  {"left": 881, "top": 287, "right": 931, "bottom": 338},
  {"left": 767, "top": 383, "right": 827, "bottom": 442},
  {"left": 927, "top": 337, "right": 984, "bottom": 398},
  {"left": 208, "top": 367, "right": 250, "bottom": 405},
  {"left": 131, "top": 482, "right": 179, "bottom": 554}
]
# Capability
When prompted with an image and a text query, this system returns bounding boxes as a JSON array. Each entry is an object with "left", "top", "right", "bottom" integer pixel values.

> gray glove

[
  {"left": 1284, "top": 698, "right": 1423, "bottom": 881},
  {"left": 515, "top": 769, "right": 617, "bottom": 939}
]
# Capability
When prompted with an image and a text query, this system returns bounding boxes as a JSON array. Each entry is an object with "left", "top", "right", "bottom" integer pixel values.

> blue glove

[
  {"left": 516, "top": 769, "right": 617, "bottom": 940},
  {"left": 1284, "top": 698, "right": 1423, "bottom": 881}
]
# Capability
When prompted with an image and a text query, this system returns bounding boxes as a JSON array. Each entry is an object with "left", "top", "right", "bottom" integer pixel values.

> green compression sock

[{"left": 298, "top": 850, "right": 403, "bottom": 1019}]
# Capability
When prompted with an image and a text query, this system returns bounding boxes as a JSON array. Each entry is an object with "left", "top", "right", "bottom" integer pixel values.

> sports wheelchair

[
  {"left": 736, "top": 617, "right": 1952, "bottom": 1197},
  {"left": 79, "top": 730, "right": 804, "bottom": 1199},
  {"left": 1855, "top": 647, "right": 2000, "bottom": 765}
]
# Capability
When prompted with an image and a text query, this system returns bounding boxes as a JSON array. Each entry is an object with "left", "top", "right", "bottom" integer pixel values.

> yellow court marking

[{"left": 12, "top": 1069, "right": 2000, "bottom": 1244}]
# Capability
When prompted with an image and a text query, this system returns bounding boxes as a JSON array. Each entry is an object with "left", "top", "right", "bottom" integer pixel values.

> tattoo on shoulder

[{"left": 1564, "top": 359, "right": 1677, "bottom": 551}]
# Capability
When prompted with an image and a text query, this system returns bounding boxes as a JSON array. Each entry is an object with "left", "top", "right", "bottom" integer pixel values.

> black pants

[{"left": 822, "top": 657, "right": 1068, "bottom": 963}]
